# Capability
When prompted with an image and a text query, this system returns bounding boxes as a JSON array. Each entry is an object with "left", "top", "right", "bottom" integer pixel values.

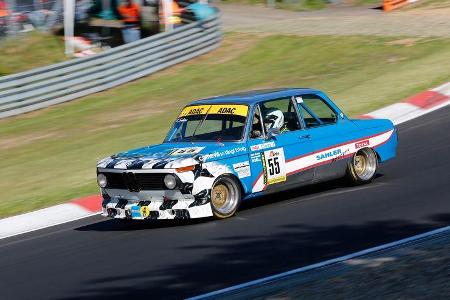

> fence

[{"left": 0, "top": 13, "right": 221, "bottom": 119}]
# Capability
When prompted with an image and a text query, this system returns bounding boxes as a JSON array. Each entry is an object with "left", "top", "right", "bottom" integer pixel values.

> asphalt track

[{"left": 1, "top": 106, "right": 450, "bottom": 300}]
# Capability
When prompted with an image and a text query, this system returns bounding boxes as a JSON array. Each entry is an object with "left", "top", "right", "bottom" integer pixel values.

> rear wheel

[
  {"left": 347, "top": 148, "right": 378, "bottom": 184},
  {"left": 210, "top": 175, "right": 241, "bottom": 219}
]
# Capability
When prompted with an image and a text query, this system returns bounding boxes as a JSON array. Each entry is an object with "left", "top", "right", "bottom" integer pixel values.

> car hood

[{"left": 97, "top": 142, "right": 248, "bottom": 170}]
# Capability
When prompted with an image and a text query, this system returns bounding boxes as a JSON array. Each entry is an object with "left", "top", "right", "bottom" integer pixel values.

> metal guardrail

[{"left": 0, "top": 13, "right": 222, "bottom": 119}]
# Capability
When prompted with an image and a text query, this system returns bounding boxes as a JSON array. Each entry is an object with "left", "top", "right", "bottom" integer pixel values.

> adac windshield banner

[{"left": 179, "top": 105, "right": 249, "bottom": 117}]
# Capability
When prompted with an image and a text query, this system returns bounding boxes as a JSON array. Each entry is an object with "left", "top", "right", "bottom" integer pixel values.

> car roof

[{"left": 190, "top": 88, "right": 322, "bottom": 105}]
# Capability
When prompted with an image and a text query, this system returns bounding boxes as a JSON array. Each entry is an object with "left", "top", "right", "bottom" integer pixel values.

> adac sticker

[
  {"left": 178, "top": 105, "right": 248, "bottom": 118},
  {"left": 262, "top": 147, "right": 287, "bottom": 185},
  {"left": 179, "top": 105, "right": 211, "bottom": 117},
  {"left": 208, "top": 105, "right": 248, "bottom": 117}
]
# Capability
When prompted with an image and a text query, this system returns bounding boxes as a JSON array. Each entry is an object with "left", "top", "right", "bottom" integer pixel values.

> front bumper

[{"left": 101, "top": 188, "right": 212, "bottom": 220}]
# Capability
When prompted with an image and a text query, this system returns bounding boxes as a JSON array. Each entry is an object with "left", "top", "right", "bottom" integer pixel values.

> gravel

[{"left": 215, "top": 3, "right": 450, "bottom": 37}]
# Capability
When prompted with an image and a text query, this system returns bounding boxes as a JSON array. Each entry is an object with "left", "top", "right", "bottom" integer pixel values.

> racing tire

[
  {"left": 210, "top": 175, "right": 242, "bottom": 219},
  {"left": 346, "top": 148, "right": 378, "bottom": 185}
]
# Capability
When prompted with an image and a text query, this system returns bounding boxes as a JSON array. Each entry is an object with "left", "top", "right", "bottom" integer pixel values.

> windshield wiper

[{"left": 190, "top": 105, "right": 212, "bottom": 144}]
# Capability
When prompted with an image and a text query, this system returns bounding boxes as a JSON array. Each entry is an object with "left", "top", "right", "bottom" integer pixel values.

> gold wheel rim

[
  {"left": 212, "top": 184, "right": 229, "bottom": 209},
  {"left": 354, "top": 154, "right": 367, "bottom": 176}
]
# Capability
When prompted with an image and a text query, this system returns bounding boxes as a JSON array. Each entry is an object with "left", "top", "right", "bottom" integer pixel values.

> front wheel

[
  {"left": 347, "top": 148, "right": 378, "bottom": 184},
  {"left": 210, "top": 175, "right": 242, "bottom": 219}
]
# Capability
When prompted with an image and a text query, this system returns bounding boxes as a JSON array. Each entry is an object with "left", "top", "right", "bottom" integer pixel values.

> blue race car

[{"left": 97, "top": 88, "right": 397, "bottom": 220}]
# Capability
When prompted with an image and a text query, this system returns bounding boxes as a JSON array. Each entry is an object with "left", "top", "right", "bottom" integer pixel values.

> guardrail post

[{"left": 63, "top": 0, "right": 75, "bottom": 57}]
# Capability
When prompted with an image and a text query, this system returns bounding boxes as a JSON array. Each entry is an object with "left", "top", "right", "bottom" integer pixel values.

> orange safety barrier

[{"left": 383, "top": 0, "right": 408, "bottom": 11}]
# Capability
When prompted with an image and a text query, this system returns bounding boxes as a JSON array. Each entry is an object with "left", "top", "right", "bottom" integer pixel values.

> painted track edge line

[
  {"left": 187, "top": 225, "right": 450, "bottom": 300},
  {"left": 0, "top": 212, "right": 101, "bottom": 240}
]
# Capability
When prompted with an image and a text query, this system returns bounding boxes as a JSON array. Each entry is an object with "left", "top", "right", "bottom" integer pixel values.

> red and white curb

[
  {"left": 0, "top": 195, "right": 102, "bottom": 239},
  {"left": 0, "top": 82, "right": 449, "bottom": 240},
  {"left": 360, "top": 82, "right": 450, "bottom": 124}
]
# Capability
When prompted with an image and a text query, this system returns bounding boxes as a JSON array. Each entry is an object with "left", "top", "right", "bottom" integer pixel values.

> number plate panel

[{"left": 262, "top": 147, "right": 287, "bottom": 185}]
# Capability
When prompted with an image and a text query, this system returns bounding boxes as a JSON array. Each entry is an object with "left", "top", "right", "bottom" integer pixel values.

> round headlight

[
  {"left": 164, "top": 174, "right": 177, "bottom": 190},
  {"left": 97, "top": 174, "right": 107, "bottom": 188}
]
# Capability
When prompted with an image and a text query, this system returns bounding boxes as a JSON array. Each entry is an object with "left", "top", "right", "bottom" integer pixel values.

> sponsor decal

[
  {"left": 316, "top": 149, "right": 342, "bottom": 161},
  {"left": 233, "top": 161, "right": 251, "bottom": 179},
  {"left": 262, "top": 147, "right": 287, "bottom": 185},
  {"left": 169, "top": 147, "right": 205, "bottom": 156},
  {"left": 208, "top": 105, "right": 248, "bottom": 117},
  {"left": 179, "top": 105, "right": 210, "bottom": 117},
  {"left": 179, "top": 105, "right": 248, "bottom": 118},
  {"left": 295, "top": 96, "right": 303, "bottom": 103},
  {"left": 250, "top": 152, "right": 261, "bottom": 163},
  {"left": 203, "top": 146, "right": 247, "bottom": 160},
  {"left": 250, "top": 141, "right": 276, "bottom": 152},
  {"left": 140, "top": 206, "right": 151, "bottom": 218},
  {"left": 355, "top": 140, "right": 370, "bottom": 149},
  {"left": 331, "top": 149, "right": 350, "bottom": 162}
]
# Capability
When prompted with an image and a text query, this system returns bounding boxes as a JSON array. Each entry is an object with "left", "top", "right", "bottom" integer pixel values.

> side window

[
  {"left": 301, "top": 95, "right": 337, "bottom": 128},
  {"left": 260, "top": 98, "right": 301, "bottom": 134},
  {"left": 249, "top": 105, "right": 264, "bottom": 139},
  {"left": 299, "top": 105, "right": 320, "bottom": 128}
]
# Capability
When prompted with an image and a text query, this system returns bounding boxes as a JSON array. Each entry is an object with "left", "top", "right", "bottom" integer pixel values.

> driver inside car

[{"left": 263, "top": 108, "right": 288, "bottom": 134}]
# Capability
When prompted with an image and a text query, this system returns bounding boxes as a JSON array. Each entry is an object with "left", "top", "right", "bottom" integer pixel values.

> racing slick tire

[
  {"left": 210, "top": 175, "right": 242, "bottom": 219},
  {"left": 346, "top": 148, "right": 378, "bottom": 185}
]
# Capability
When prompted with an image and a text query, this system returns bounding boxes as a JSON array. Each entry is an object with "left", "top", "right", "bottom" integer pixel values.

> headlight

[
  {"left": 164, "top": 174, "right": 177, "bottom": 190},
  {"left": 97, "top": 173, "right": 107, "bottom": 188}
]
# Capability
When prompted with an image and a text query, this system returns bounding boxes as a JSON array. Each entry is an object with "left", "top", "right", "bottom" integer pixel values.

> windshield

[{"left": 164, "top": 104, "right": 249, "bottom": 142}]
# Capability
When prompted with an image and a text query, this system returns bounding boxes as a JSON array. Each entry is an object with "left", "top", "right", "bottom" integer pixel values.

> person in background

[
  {"left": 185, "top": 1, "right": 215, "bottom": 21},
  {"left": 0, "top": 0, "right": 9, "bottom": 37},
  {"left": 159, "top": 0, "right": 183, "bottom": 31},
  {"left": 118, "top": 0, "right": 141, "bottom": 43}
]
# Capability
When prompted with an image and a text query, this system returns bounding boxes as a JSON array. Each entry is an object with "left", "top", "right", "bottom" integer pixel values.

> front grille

[{"left": 101, "top": 172, "right": 167, "bottom": 191}]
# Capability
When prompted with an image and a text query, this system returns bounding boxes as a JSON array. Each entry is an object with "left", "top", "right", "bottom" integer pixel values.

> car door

[
  {"left": 296, "top": 93, "right": 360, "bottom": 182},
  {"left": 247, "top": 97, "right": 314, "bottom": 194}
]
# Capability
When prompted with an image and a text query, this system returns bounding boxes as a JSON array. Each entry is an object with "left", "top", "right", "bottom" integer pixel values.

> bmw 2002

[{"left": 97, "top": 88, "right": 397, "bottom": 220}]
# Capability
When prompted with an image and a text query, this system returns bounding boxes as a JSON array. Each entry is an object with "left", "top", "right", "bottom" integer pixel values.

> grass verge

[
  {"left": 0, "top": 32, "right": 66, "bottom": 76},
  {"left": 0, "top": 33, "right": 449, "bottom": 218}
]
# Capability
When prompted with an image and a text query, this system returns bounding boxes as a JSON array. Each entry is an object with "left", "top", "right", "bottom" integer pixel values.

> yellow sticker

[
  {"left": 179, "top": 105, "right": 211, "bottom": 117},
  {"left": 140, "top": 206, "right": 151, "bottom": 218},
  {"left": 209, "top": 105, "right": 248, "bottom": 117},
  {"left": 178, "top": 105, "right": 248, "bottom": 118}
]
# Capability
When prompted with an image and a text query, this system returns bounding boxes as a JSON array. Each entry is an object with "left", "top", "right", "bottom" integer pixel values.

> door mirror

[{"left": 266, "top": 128, "right": 280, "bottom": 139}]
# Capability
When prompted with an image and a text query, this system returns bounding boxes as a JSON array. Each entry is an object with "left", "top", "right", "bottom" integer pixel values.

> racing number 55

[
  {"left": 263, "top": 148, "right": 287, "bottom": 185},
  {"left": 267, "top": 157, "right": 280, "bottom": 176}
]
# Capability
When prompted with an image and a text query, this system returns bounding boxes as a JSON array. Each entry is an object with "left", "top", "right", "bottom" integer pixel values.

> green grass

[
  {"left": 0, "top": 33, "right": 449, "bottom": 218},
  {"left": 0, "top": 32, "right": 66, "bottom": 76}
]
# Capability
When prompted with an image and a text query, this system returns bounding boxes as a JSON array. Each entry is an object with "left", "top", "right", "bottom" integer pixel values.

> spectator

[
  {"left": 159, "top": 0, "right": 183, "bottom": 31},
  {"left": 0, "top": 0, "right": 9, "bottom": 37},
  {"left": 118, "top": 0, "right": 141, "bottom": 43},
  {"left": 186, "top": 2, "right": 215, "bottom": 21}
]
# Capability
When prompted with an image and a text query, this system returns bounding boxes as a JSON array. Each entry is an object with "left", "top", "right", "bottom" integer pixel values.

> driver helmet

[{"left": 264, "top": 108, "right": 284, "bottom": 131}]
